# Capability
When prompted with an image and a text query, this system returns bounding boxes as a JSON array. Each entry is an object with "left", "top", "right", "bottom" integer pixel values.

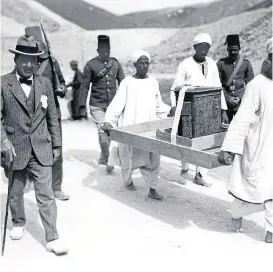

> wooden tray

[{"left": 110, "top": 118, "right": 225, "bottom": 169}]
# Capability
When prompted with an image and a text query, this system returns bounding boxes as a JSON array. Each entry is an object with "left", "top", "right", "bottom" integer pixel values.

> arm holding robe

[
  {"left": 221, "top": 82, "right": 260, "bottom": 155},
  {"left": 104, "top": 79, "right": 127, "bottom": 127}
]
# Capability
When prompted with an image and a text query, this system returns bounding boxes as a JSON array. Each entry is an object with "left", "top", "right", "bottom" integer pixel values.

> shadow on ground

[
  {"left": 1, "top": 193, "right": 47, "bottom": 247},
  {"left": 65, "top": 148, "right": 265, "bottom": 243}
]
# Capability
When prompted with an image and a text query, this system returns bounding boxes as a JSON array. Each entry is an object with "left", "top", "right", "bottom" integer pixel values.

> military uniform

[
  {"left": 79, "top": 35, "right": 125, "bottom": 166},
  {"left": 217, "top": 34, "right": 254, "bottom": 121},
  {"left": 79, "top": 56, "right": 125, "bottom": 110}
]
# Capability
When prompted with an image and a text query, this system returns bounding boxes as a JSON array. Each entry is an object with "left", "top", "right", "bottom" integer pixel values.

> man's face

[
  {"left": 228, "top": 45, "right": 240, "bottom": 60},
  {"left": 15, "top": 54, "right": 37, "bottom": 78},
  {"left": 134, "top": 56, "right": 150, "bottom": 77},
  {"left": 97, "top": 46, "right": 110, "bottom": 62},
  {"left": 194, "top": 43, "right": 210, "bottom": 60},
  {"left": 70, "top": 64, "right": 77, "bottom": 71}
]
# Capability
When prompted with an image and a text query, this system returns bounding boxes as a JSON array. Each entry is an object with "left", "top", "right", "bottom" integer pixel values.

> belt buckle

[{"left": 230, "top": 86, "right": 236, "bottom": 91}]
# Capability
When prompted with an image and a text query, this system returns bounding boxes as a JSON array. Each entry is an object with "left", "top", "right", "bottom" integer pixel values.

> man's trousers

[
  {"left": 90, "top": 106, "right": 111, "bottom": 163},
  {"left": 231, "top": 198, "right": 273, "bottom": 233},
  {"left": 9, "top": 151, "right": 58, "bottom": 242},
  {"left": 52, "top": 108, "right": 63, "bottom": 192},
  {"left": 121, "top": 151, "right": 160, "bottom": 189}
]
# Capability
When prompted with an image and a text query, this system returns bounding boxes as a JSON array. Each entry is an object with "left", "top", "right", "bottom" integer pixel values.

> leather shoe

[
  {"left": 193, "top": 173, "right": 212, "bottom": 187},
  {"left": 125, "top": 182, "right": 138, "bottom": 191},
  {"left": 10, "top": 227, "right": 24, "bottom": 240},
  {"left": 148, "top": 189, "right": 164, "bottom": 200},
  {"left": 46, "top": 239, "right": 69, "bottom": 255},
  {"left": 54, "top": 190, "right": 70, "bottom": 201}
]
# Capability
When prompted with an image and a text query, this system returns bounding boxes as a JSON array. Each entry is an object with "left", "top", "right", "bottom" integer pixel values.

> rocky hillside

[
  {"left": 121, "top": 0, "right": 269, "bottom": 28},
  {"left": 2, "top": 0, "right": 270, "bottom": 31},
  {"left": 34, "top": 0, "right": 136, "bottom": 30},
  {"left": 123, "top": 8, "right": 272, "bottom": 75},
  {"left": 1, "top": 0, "right": 60, "bottom": 33}
]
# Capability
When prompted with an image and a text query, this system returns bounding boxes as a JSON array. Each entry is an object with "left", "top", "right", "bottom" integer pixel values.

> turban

[
  {"left": 132, "top": 50, "right": 151, "bottom": 64},
  {"left": 193, "top": 33, "right": 212, "bottom": 46},
  {"left": 266, "top": 37, "right": 273, "bottom": 54}
]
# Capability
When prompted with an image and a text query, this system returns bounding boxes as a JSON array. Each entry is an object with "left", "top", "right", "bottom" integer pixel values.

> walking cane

[{"left": 1, "top": 155, "right": 14, "bottom": 256}]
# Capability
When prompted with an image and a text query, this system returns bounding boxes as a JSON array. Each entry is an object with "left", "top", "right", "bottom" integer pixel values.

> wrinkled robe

[
  {"left": 221, "top": 74, "right": 273, "bottom": 203},
  {"left": 105, "top": 75, "right": 170, "bottom": 169}
]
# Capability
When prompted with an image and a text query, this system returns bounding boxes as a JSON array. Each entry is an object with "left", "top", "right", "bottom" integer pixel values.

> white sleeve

[
  {"left": 221, "top": 82, "right": 260, "bottom": 155},
  {"left": 170, "top": 62, "right": 187, "bottom": 107},
  {"left": 104, "top": 79, "right": 127, "bottom": 127},
  {"left": 155, "top": 82, "right": 171, "bottom": 119}
]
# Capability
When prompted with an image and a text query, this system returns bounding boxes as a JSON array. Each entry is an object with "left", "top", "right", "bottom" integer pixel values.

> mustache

[{"left": 23, "top": 67, "right": 35, "bottom": 73}]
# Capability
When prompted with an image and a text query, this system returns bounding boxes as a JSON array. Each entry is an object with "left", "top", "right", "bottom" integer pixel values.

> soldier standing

[
  {"left": 25, "top": 26, "right": 69, "bottom": 201},
  {"left": 217, "top": 34, "right": 254, "bottom": 122},
  {"left": 66, "top": 60, "right": 85, "bottom": 120},
  {"left": 78, "top": 35, "right": 125, "bottom": 173}
]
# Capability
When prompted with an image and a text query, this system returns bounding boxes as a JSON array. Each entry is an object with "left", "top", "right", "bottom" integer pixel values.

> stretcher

[
  {"left": 110, "top": 86, "right": 227, "bottom": 169},
  {"left": 110, "top": 118, "right": 226, "bottom": 169}
]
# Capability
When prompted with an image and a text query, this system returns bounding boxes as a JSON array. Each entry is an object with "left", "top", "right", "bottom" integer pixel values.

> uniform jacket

[
  {"left": 37, "top": 58, "right": 66, "bottom": 108},
  {"left": 217, "top": 57, "right": 254, "bottom": 111},
  {"left": 79, "top": 56, "right": 125, "bottom": 110},
  {"left": 1, "top": 71, "right": 62, "bottom": 170}
]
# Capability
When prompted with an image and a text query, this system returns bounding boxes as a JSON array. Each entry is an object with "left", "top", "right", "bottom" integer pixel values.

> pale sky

[{"left": 84, "top": 0, "right": 215, "bottom": 15}]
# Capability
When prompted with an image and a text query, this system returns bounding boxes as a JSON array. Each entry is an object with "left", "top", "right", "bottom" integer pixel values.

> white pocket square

[{"left": 41, "top": 95, "right": 48, "bottom": 109}]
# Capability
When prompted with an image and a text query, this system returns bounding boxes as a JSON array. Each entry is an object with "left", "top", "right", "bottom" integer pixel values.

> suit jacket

[{"left": 1, "top": 71, "right": 62, "bottom": 170}]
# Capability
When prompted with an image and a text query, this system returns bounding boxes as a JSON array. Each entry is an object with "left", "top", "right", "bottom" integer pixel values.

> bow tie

[{"left": 19, "top": 77, "right": 32, "bottom": 86}]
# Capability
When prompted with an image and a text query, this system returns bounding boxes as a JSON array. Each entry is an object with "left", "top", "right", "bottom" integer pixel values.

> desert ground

[
  {"left": 1, "top": 117, "right": 271, "bottom": 271},
  {"left": 1, "top": 1, "right": 272, "bottom": 269}
]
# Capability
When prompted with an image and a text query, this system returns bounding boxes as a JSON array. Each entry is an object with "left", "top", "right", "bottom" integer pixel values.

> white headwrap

[
  {"left": 132, "top": 50, "right": 151, "bottom": 64},
  {"left": 193, "top": 33, "right": 212, "bottom": 46},
  {"left": 266, "top": 37, "right": 273, "bottom": 54}
]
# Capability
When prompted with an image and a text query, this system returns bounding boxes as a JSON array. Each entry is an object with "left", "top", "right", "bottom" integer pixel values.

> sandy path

[{"left": 1, "top": 119, "right": 271, "bottom": 270}]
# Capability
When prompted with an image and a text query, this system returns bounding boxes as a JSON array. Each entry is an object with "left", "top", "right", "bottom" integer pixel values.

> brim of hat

[
  {"left": 39, "top": 51, "right": 49, "bottom": 59},
  {"left": 9, "top": 48, "right": 45, "bottom": 56}
]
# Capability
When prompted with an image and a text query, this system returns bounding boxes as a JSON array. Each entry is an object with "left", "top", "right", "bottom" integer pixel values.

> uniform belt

[{"left": 226, "top": 85, "right": 244, "bottom": 93}]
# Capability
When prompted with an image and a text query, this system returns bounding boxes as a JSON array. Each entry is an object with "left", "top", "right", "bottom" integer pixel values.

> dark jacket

[
  {"left": 217, "top": 57, "right": 254, "bottom": 111},
  {"left": 79, "top": 56, "right": 125, "bottom": 110},
  {"left": 37, "top": 58, "right": 66, "bottom": 108},
  {"left": 69, "top": 69, "right": 82, "bottom": 90},
  {"left": 1, "top": 71, "right": 61, "bottom": 170}
]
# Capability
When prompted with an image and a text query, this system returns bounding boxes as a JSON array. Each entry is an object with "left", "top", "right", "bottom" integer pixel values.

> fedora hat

[
  {"left": 37, "top": 41, "right": 49, "bottom": 59},
  {"left": 9, "top": 35, "right": 44, "bottom": 56}
]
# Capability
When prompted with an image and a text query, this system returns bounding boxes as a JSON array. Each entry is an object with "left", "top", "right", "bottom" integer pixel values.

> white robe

[
  {"left": 105, "top": 75, "right": 170, "bottom": 168},
  {"left": 170, "top": 56, "right": 227, "bottom": 110},
  {"left": 221, "top": 74, "right": 273, "bottom": 203}
]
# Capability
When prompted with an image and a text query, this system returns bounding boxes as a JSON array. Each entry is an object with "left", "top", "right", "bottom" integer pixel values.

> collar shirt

[
  {"left": 16, "top": 72, "right": 33, "bottom": 98},
  {"left": 171, "top": 56, "right": 227, "bottom": 110}
]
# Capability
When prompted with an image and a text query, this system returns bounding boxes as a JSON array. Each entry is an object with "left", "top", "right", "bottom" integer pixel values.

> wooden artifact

[
  {"left": 110, "top": 87, "right": 226, "bottom": 169},
  {"left": 174, "top": 87, "right": 222, "bottom": 138}
]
